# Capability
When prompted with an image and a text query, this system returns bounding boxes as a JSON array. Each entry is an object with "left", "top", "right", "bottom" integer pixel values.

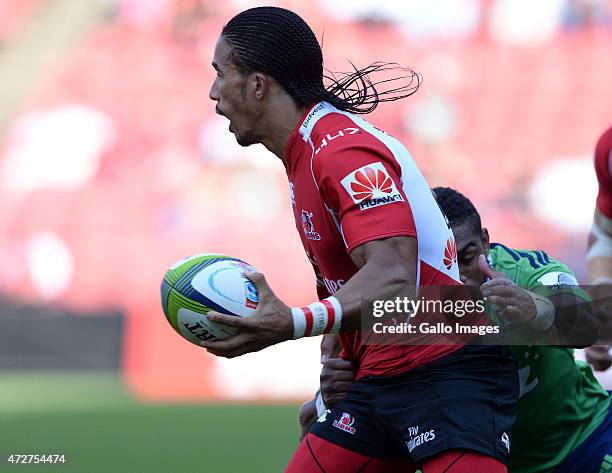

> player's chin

[{"left": 234, "top": 133, "right": 256, "bottom": 147}]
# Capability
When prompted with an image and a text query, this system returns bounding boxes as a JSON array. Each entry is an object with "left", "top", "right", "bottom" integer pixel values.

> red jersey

[
  {"left": 284, "top": 102, "right": 464, "bottom": 378},
  {"left": 595, "top": 126, "right": 612, "bottom": 219}
]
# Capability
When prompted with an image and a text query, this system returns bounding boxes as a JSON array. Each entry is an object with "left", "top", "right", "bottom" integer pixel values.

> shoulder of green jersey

[
  {"left": 490, "top": 244, "right": 551, "bottom": 269},
  {"left": 536, "top": 271, "right": 579, "bottom": 287}
]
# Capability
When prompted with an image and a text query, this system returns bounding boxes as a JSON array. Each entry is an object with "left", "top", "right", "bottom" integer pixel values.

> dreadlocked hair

[
  {"left": 433, "top": 187, "right": 482, "bottom": 235},
  {"left": 222, "top": 6, "right": 421, "bottom": 114}
]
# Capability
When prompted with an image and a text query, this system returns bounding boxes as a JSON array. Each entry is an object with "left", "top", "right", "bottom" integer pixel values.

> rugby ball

[{"left": 161, "top": 253, "right": 258, "bottom": 345}]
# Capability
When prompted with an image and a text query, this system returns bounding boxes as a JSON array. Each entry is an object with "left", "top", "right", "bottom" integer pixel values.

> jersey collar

[{"left": 284, "top": 101, "right": 336, "bottom": 172}]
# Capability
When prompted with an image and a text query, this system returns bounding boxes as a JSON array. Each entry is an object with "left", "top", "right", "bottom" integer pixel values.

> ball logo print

[
  {"left": 244, "top": 280, "right": 258, "bottom": 309},
  {"left": 230, "top": 261, "right": 260, "bottom": 308},
  {"left": 205, "top": 261, "right": 256, "bottom": 306},
  {"left": 340, "top": 162, "right": 404, "bottom": 210},
  {"left": 443, "top": 237, "right": 457, "bottom": 270}
]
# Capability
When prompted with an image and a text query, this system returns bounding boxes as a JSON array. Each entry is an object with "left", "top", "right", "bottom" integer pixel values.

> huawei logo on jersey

[
  {"left": 352, "top": 167, "right": 393, "bottom": 200},
  {"left": 443, "top": 237, "right": 457, "bottom": 270},
  {"left": 340, "top": 162, "right": 404, "bottom": 210}
]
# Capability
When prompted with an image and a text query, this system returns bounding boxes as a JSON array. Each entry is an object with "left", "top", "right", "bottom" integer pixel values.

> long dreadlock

[{"left": 221, "top": 7, "right": 421, "bottom": 114}]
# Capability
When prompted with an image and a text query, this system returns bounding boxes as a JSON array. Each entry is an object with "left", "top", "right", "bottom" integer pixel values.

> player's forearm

[
  {"left": 331, "top": 256, "right": 417, "bottom": 332},
  {"left": 539, "top": 293, "right": 598, "bottom": 347},
  {"left": 586, "top": 283, "right": 612, "bottom": 341},
  {"left": 290, "top": 236, "right": 417, "bottom": 338}
]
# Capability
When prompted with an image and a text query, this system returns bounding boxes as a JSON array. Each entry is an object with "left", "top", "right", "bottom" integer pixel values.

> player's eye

[{"left": 459, "top": 253, "right": 476, "bottom": 265}]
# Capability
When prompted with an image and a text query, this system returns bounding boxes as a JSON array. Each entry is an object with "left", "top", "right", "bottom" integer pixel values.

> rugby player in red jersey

[
  {"left": 585, "top": 126, "right": 612, "bottom": 371},
  {"left": 203, "top": 7, "right": 518, "bottom": 472}
]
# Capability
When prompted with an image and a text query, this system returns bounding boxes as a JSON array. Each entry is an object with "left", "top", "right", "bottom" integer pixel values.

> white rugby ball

[{"left": 161, "top": 253, "right": 258, "bottom": 345}]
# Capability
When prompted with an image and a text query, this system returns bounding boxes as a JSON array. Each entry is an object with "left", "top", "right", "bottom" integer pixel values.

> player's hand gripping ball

[{"left": 161, "top": 253, "right": 258, "bottom": 346}]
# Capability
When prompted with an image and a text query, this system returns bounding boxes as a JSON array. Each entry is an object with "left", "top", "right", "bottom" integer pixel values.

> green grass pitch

[{"left": 0, "top": 373, "right": 300, "bottom": 473}]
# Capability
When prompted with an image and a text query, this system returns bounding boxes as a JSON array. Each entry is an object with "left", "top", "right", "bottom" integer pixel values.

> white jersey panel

[{"left": 336, "top": 110, "right": 460, "bottom": 284}]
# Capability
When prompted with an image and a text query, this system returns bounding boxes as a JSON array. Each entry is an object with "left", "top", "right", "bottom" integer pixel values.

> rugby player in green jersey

[
  {"left": 301, "top": 187, "right": 612, "bottom": 472},
  {"left": 432, "top": 186, "right": 611, "bottom": 473}
]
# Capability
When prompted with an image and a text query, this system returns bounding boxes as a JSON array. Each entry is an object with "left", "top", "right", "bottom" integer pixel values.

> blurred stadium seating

[
  {"left": 0, "top": 0, "right": 611, "bottom": 399},
  {"left": 1, "top": 1, "right": 611, "bottom": 470}
]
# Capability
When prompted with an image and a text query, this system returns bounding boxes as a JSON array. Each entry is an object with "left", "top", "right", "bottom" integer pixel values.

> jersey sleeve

[
  {"left": 595, "top": 127, "right": 612, "bottom": 219},
  {"left": 520, "top": 251, "right": 590, "bottom": 302},
  {"left": 315, "top": 275, "right": 331, "bottom": 300},
  {"left": 312, "top": 143, "right": 417, "bottom": 254}
]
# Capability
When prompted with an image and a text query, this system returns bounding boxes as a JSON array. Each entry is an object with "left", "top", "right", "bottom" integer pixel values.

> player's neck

[{"left": 259, "top": 98, "right": 308, "bottom": 162}]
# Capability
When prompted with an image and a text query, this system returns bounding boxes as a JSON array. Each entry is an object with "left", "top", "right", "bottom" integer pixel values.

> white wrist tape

[
  {"left": 587, "top": 221, "right": 612, "bottom": 260},
  {"left": 527, "top": 291, "right": 555, "bottom": 331},
  {"left": 291, "top": 296, "right": 342, "bottom": 339},
  {"left": 315, "top": 390, "right": 327, "bottom": 418}
]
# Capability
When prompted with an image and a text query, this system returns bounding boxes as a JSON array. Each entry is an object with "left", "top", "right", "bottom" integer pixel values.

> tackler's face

[
  {"left": 452, "top": 223, "right": 490, "bottom": 287},
  {"left": 209, "top": 36, "right": 261, "bottom": 147}
]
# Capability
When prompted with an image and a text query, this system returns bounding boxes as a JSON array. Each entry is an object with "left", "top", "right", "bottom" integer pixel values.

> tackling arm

[
  {"left": 542, "top": 292, "right": 598, "bottom": 348},
  {"left": 479, "top": 256, "right": 597, "bottom": 348}
]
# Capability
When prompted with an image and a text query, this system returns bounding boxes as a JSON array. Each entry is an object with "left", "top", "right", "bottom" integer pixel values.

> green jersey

[{"left": 489, "top": 243, "right": 610, "bottom": 473}]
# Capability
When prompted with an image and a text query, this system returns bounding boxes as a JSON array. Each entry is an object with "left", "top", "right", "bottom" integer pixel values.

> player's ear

[
  {"left": 250, "top": 72, "right": 270, "bottom": 100},
  {"left": 481, "top": 227, "right": 490, "bottom": 253}
]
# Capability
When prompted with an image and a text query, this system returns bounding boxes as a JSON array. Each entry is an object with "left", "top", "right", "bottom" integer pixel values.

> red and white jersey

[
  {"left": 595, "top": 126, "right": 612, "bottom": 219},
  {"left": 284, "top": 102, "right": 465, "bottom": 378}
]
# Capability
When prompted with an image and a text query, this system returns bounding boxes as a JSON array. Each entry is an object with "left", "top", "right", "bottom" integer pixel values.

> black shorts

[{"left": 309, "top": 345, "right": 519, "bottom": 466}]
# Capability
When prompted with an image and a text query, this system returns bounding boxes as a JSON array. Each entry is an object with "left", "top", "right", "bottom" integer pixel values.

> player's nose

[{"left": 209, "top": 81, "right": 219, "bottom": 102}]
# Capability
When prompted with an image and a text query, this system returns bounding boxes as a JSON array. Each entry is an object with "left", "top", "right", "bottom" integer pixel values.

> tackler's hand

[
  {"left": 320, "top": 358, "right": 355, "bottom": 407},
  {"left": 585, "top": 345, "right": 612, "bottom": 372},
  {"left": 479, "top": 255, "right": 538, "bottom": 323}
]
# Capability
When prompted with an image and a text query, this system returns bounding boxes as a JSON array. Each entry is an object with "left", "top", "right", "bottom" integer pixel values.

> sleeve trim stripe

[
  {"left": 517, "top": 251, "right": 540, "bottom": 269},
  {"left": 535, "top": 251, "right": 547, "bottom": 266}
]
